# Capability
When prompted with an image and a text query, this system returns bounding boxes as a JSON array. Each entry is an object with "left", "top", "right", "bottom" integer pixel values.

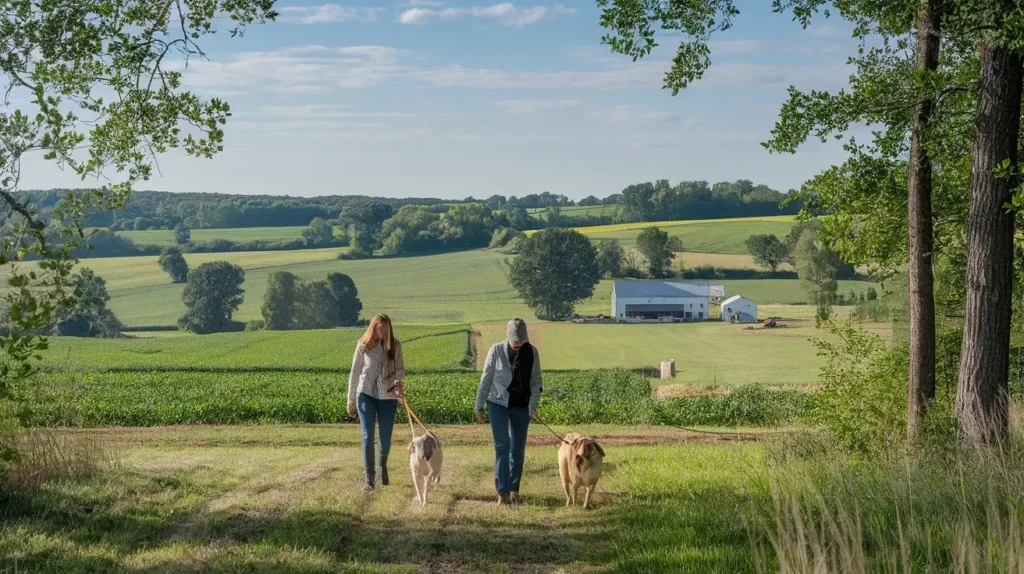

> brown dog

[{"left": 558, "top": 433, "right": 605, "bottom": 509}]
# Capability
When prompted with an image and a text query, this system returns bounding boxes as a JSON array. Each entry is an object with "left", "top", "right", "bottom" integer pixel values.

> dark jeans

[
  {"left": 487, "top": 401, "right": 531, "bottom": 494},
  {"left": 357, "top": 393, "right": 398, "bottom": 475}
]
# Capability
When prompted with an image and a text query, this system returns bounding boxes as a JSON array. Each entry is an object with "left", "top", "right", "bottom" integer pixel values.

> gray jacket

[
  {"left": 475, "top": 341, "right": 542, "bottom": 413},
  {"left": 348, "top": 341, "right": 405, "bottom": 408}
]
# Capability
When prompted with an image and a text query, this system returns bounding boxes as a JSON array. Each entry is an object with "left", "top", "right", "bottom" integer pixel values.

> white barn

[
  {"left": 611, "top": 281, "right": 711, "bottom": 322},
  {"left": 721, "top": 295, "right": 758, "bottom": 323}
]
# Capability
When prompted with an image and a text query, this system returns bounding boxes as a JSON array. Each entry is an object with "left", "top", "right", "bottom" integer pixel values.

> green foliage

[
  {"left": 744, "top": 234, "right": 789, "bottom": 272},
  {"left": 508, "top": 228, "right": 600, "bottom": 320},
  {"left": 53, "top": 269, "right": 122, "bottom": 338},
  {"left": 178, "top": 262, "right": 246, "bottom": 335},
  {"left": 261, "top": 271, "right": 298, "bottom": 331},
  {"left": 636, "top": 226, "right": 678, "bottom": 278},
  {"left": 596, "top": 239, "right": 624, "bottom": 278},
  {"left": 301, "top": 217, "right": 335, "bottom": 247},
  {"left": 793, "top": 229, "right": 839, "bottom": 324},
  {"left": 655, "top": 385, "right": 810, "bottom": 427},
  {"left": 293, "top": 280, "right": 336, "bottom": 330},
  {"left": 174, "top": 223, "right": 191, "bottom": 246},
  {"left": 326, "top": 272, "right": 362, "bottom": 327},
  {"left": 0, "top": 0, "right": 276, "bottom": 401},
  {"left": 157, "top": 246, "right": 189, "bottom": 283},
  {"left": 488, "top": 227, "right": 522, "bottom": 249},
  {"left": 18, "top": 369, "right": 806, "bottom": 427},
  {"left": 810, "top": 322, "right": 908, "bottom": 453}
]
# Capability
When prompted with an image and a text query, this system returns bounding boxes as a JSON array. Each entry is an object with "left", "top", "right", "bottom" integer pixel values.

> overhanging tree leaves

[
  {"left": 0, "top": 0, "right": 277, "bottom": 396},
  {"left": 508, "top": 229, "right": 600, "bottom": 320}
]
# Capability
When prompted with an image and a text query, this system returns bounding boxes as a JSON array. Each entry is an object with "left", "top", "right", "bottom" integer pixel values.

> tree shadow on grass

[{"left": 0, "top": 472, "right": 760, "bottom": 573}]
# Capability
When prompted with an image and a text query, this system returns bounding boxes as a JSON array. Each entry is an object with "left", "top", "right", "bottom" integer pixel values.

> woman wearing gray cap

[{"left": 475, "top": 318, "right": 543, "bottom": 505}]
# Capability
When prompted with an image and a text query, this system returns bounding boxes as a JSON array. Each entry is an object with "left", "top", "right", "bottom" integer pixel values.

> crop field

[
  {"left": 0, "top": 425, "right": 769, "bottom": 573},
  {"left": 117, "top": 226, "right": 313, "bottom": 247},
  {"left": 674, "top": 252, "right": 794, "bottom": 271},
  {"left": 21, "top": 368, "right": 806, "bottom": 427},
  {"left": 573, "top": 216, "right": 797, "bottom": 254},
  {"left": 39, "top": 326, "right": 471, "bottom": 372}
]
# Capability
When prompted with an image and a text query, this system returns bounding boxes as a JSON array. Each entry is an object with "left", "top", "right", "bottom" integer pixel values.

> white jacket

[
  {"left": 475, "top": 341, "right": 542, "bottom": 414},
  {"left": 347, "top": 341, "right": 405, "bottom": 407}
]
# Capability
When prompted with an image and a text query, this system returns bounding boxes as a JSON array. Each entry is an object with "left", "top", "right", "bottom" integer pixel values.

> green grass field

[
  {"left": 39, "top": 326, "right": 470, "bottom": 372},
  {"left": 116, "top": 226, "right": 342, "bottom": 247},
  {"left": 46, "top": 247, "right": 872, "bottom": 328},
  {"left": 572, "top": 216, "right": 797, "bottom": 254},
  {"left": 0, "top": 425, "right": 767, "bottom": 573},
  {"left": 475, "top": 320, "right": 825, "bottom": 387}
]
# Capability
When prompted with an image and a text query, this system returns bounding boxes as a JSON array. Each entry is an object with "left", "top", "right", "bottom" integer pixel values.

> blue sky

[{"left": 24, "top": 0, "right": 861, "bottom": 200}]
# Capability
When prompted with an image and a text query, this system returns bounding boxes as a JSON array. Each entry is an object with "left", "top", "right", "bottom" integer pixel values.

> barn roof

[
  {"left": 721, "top": 294, "right": 754, "bottom": 305},
  {"left": 613, "top": 281, "right": 704, "bottom": 299}
]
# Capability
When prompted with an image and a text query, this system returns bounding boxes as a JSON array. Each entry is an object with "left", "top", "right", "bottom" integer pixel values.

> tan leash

[{"left": 402, "top": 395, "right": 434, "bottom": 438}]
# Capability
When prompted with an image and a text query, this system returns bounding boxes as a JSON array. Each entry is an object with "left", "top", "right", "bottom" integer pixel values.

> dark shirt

[{"left": 506, "top": 342, "right": 533, "bottom": 409}]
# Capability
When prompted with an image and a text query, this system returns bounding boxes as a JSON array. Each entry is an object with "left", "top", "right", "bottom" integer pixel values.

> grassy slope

[
  {"left": 0, "top": 425, "right": 765, "bottom": 573},
  {"left": 61, "top": 247, "right": 873, "bottom": 327},
  {"left": 573, "top": 216, "right": 797, "bottom": 254},
  {"left": 118, "top": 226, "right": 310, "bottom": 246},
  {"left": 475, "top": 319, "right": 824, "bottom": 387}
]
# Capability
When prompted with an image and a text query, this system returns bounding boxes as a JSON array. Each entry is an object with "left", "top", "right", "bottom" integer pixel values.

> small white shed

[{"left": 721, "top": 295, "right": 757, "bottom": 323}]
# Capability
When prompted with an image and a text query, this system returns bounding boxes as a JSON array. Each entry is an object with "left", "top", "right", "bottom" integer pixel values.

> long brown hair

[{"left": 360, "top": 314, "right": 397, "bottom": 362}]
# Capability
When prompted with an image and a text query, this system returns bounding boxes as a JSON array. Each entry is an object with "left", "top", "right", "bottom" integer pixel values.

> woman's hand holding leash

[
  {"left": 347, "top": 403, "right": 357, "bottom": 419},
  {"left": 530, "top": 412, "right": 543, "bottom": 423},
  {"left": 475, "top": 409, "right": 485, "bottom": 424}
]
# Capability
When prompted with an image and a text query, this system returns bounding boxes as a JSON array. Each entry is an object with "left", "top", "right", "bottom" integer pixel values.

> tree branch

[{"left": 0, "top": 190, "right": 44, "bottom": 231}]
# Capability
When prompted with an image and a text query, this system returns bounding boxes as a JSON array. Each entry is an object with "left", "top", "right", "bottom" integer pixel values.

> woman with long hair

[{"left": 348, "top": 314, "right": 405, "bottom": 491}]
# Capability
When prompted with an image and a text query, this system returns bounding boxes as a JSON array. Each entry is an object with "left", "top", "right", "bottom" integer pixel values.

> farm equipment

[{"left": 763, "top": 317, "right": 778, "bottom": 328}]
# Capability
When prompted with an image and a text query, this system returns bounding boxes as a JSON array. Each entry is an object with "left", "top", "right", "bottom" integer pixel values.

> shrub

[
  {"left": 489, "top": 227, "right": 522, "bottom": 249},
  {"left": 245, "top": 320, "right": 265, "bottom": 332},
  {"left": 654, "top": 385, "right": 809, "bottom": 427},
  {"left": 809, "top": 321, "right": 908, "bottom": 453}
]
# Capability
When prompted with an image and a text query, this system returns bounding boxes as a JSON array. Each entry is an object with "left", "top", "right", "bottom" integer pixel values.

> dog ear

[
  {"left": 575, "top": 454, "right": 586, "bottom": 473},
  {"left": 592, "top": 440, "right": 605, "bottom": 458},
  {"left": 423, "top": 436, "right": 435, "bottom": 461}
]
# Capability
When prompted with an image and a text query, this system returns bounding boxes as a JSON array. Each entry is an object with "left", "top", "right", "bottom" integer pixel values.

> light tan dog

[
  {"left": 408, "top": 432, "right": 443, "bottom": 507},
  {"left": 558, "top": 433, "right": 605, "bottom": 509}
]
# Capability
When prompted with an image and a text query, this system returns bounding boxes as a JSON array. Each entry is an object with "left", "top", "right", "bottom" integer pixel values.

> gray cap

[{"left": 507, "top": 318, "right": 529, "bottom": 344}]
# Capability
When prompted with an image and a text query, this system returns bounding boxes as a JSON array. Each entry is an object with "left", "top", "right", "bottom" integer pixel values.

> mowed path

[{"left": 0, "top": 425, "right": 769, "bottom": 573}]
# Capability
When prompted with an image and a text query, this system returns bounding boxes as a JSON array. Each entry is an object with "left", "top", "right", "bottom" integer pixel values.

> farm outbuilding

[
  {"left": 611, "top": 281, "right": 712, "bottom": 322},
  {"left": 721, "top": 295, "right": 757, "bottom": 323}
]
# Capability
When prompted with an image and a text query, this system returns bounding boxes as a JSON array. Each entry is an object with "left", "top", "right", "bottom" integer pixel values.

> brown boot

[
  {"left": 363, "top": 471, "right": 375, "bottom": 492},
  {"left": 509, "top": 491, "right": 520, "bottom": 505},
  {"left": 497, "top": 492, "right": 510, "bottom": 505}
]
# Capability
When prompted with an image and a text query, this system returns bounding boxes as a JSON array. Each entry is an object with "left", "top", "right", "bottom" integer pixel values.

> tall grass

[{"left": 748, "top": 428, "right": 1024, "bottom": 573}]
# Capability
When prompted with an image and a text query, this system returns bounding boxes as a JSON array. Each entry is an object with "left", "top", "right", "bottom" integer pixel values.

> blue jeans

[
  {"left": 487, "top": 401, "right": 531, "bottom": 494},
  {"left": 357, "top": 393, "right": 398, "bottom": 475}
]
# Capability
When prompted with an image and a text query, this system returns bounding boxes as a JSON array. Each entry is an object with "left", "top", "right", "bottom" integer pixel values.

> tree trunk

[
  {"left": 906, "top": 0, "right": 941, "bottom": 443},
  {"left": 956, "top": 44, "right": 1022, "bottom": 446}
]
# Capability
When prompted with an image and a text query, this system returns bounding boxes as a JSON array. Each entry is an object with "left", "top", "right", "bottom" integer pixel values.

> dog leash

[
  {"left": 403, "top": 396, "right": 434, "bottom": 438},
  {"left": 536, "top": 417, "right": 570, "bottom": 445}
]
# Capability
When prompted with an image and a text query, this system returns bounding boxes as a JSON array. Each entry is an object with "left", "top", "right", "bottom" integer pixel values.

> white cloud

[
  {"left": 399, "top": 3, "right": 570, "bottom": 27},
  {"left": 174, "top": 44, "right": 849, "bottom": 96},
  {"left": 496, "top": 99, "right": 583, "bottom": 115},
  {"left": 280, "top": 4, "right": 384, "bottom": 24},
  {"left": 496, "top": 100, "right": 687, "bottom": 125}
]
